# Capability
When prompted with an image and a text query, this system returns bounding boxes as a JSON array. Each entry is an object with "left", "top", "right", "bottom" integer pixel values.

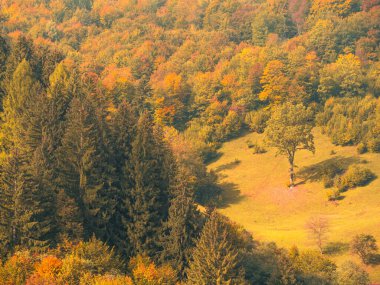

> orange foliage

[
  {"left": 26, "top": 255, "right": 62, "bottom": 285},
  {"left": 102, "top": 65, "right": 133, "bottom": 91},
  {"left": 163, "top": 72, "right": 183, "bottom": 95},
  {"left": 128, "top": 255, "right": 176, "bottom": 284}
]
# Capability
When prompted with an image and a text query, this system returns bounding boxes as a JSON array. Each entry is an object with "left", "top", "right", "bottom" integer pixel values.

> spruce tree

[
  {"left": 107, "top": 100, "right": 137, "bottom": 256},
  {"left": 126, "top": 111, "right": 171, "bottom": 257},
  {"left": 57, "top": 94, "right": 111, "bottom": 239},
  {"left": 186, "top": 211, "right": 247, "bottom": 285},
  {"left": 45, "top": 62, "right": 74, "bottom": 150},
  {"left": 0, "top": 59, "right": 60, "bottom": 252},
  {"left": 0, "top": 152, "right": 25, "bottom": 256},
  {"left": 25, "top": 136, "right": 59, "bottom": 249},
  {"left": 160, "top": 166, "right": 203, "bottom": 279},
  {"left": 0, "top": 35, "right": 9, "bottom": 105},
  {"left": 4, "top": 36, "right": 36, "bottom": 83},
  {"left": 1, "top": 59, "right": 41, "bottom": 154}
]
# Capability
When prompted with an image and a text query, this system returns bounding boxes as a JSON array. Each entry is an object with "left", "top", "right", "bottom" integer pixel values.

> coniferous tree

[
  {"left": 126, "top": 111, "right": 172, "bottom": 258},
  {"left": 0, "top": 35, "right": 9, "bottom": 105},
  {"left": 45, "top": 62, "right": 74, "bottom": 149},
  {"left": 0, "top": 152, "right": 24, "bottom": 257},
  {"left": 56, "top": 189, "right": 84, "bottom": 242},
  {"left": 1, "top": 60, "right": 41, "bottom": 154},
  {"left": 186, "top": 211, "right": 247, "bottom": 285},
  {"left": 107, "top": 100, "right": 137, "bottom": 256},
  {"left": 4, "top": 36, "right": 36, "bottom": 83},
  {"left": 23, "top": 136, "right": 58, "bottom": 250},
  {"left": 57, "top": 94, "right": 111, "bottom": 239},
  {"left": 0, "top": 59, "right": 60, "bottom": 252},
  {"left": 160, "top": 166, "right": 203, "bottom": 279}
]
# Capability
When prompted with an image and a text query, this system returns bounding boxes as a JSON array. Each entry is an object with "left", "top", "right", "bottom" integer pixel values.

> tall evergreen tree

[
  {"left": 126, "top": 111, "right": 172, "bottom": 258},
  {"left": 186, "top": 211, "right": 247, "bottom": 285},
  {"left": 57, "top": 94, "right": 112, "bottom": 239},
  {"left": 0, "top": 152, "right": 25, "bottom": 257},
  {"left": 4, "top": 36, "right": 36, "bottom": 83},
  {"left": 160, "top": 166, "right": 203, "bottom": 279},
  {"left": 1, "top": 59, "right": 41, "bottom": 154},
  {"left": 0, "top": 59, "right": 59, "bottom": 253},
  {"left": 0, "top": 35, "right": 9, "bottom": 106},
  {"left": 107, "top": 100, "right": 137, "bottom": 256},
  {"left": 23, "top": 137, "right": 58, "bottom": 250}
]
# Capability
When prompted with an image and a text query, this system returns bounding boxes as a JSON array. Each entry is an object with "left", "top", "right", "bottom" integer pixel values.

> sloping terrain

[{"left": 209, "top": 129, "right": 380, "bottom": 281}]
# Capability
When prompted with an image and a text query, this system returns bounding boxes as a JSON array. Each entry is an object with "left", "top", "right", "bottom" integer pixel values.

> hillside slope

[{"left": 209, "top": 128, "right": 380, "bottom": 281}]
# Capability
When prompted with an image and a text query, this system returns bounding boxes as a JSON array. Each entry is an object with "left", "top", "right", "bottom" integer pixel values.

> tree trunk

[
  {"left": 288, "top": 151, "right": 296, "bottom": 189},
  {"left": 289, "top": 161, "right": 295, "bottom": 189}
]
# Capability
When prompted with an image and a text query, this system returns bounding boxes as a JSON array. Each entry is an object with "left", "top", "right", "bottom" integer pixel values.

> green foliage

[
  {"left": 247, "top": 140, "right": 267, "bottom": 154},
  {"left": 126, "top": 112, "right": 172, "bottom": 257},
  {"left": 265, "top": 103, "right": 315, "bottom": 187},
  {"left": 351, "top": 234, "right": 378, "bottom": 264},
  {"left": 334, "top": 165, "right": 376, "bottom": 192},
  {"left": 318, "top": 53, "right": 365, "bottom": 99},
  {"left": 337, "top": 261, "right": 370, "bottom": 285},
  {"left": 160, "top": 167, "right": 203, "bottom": 279},
  {"left": 326, "top": 188, "right": 341, "bottom": 201},
  {"left": 186, "top": 211, "right": 247, "bottom": 284},
  {"left": 294, "top": 251, "right": 337, "bottom": 285},
  {"left": 245, "top": 108, "right": 270, "bottom": 134},
  {"left": 317, "top": 96, "right": 379, "bottom": 148},
  {"left": 57, "top": 94, "right": 106, "bottom": 238}
]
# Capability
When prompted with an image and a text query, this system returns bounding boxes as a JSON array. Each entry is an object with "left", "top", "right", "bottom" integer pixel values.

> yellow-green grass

[{"left": 208, "top": 128, "right": 380, "bottom": 282}]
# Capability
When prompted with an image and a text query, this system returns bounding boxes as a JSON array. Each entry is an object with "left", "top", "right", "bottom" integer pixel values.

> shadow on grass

[
  {"left": 217, "top": 182, "right": 244, "bottom": 209},
  {"left": 215, "top": 160, "right": 241, "bottom": 173},
  {"left": 323, "top": 242, "right": 350, "bottom": 255},
  {"left": 204, "top": 151, "right": 223, "bottom": 165},
  {"left": 297, "top": 156, "right": 361, "bottom": 184},
  {"left": 369, "top": 254, "right": 380, "bottom": 265}
]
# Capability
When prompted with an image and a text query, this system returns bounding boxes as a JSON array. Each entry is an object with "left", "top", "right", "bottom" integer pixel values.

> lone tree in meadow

[
  {"left": 265, "top": 103, "right": 315, "bottom": 188},
  {"left": 306, "top": 216, "right": 329, "bottom": 254}
]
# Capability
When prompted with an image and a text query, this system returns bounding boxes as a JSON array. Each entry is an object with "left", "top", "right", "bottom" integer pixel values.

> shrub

[
  {"left": 367, "top": 137, "right": 380, "bottom": 152},
  {"left": 127, "top": 255, "right": 177, "bottom": 285},
  {"left": 326, "top": 189, "right": 341, "bottom": 201},
  {"left": 351, "top": 234, "right": 378, "bottom": 264},
  {"left": 322, "top": 175, "right": 335, "bottom": 188},
  {"left": 357, "top": 143, "right": 367, "bottom": 154},
  {"left": 337, "top": 261, "right": 369, "bottom": 285},
  {"left": 26, "top": 255, "right": 63, "bottom": 284},
  {"left": 252, "top": 144, "right": 267, "bottom": 154},
  {"left": 335, "top": 165, "right": 375, "bottom": 191},
  {"left": 245, "top": 109, "right": 270, "bottom": 133},
  {"left": 59, "top": 236, "right": 125, "bottom": 284},
  {"left": 294, "top": 251, "right": 337, "bottom": 285},
  {"left": 0, "top": 251, "right": 35, "bottom": 285},
  {"left": 247, "top": 140, "right": 267, "bottom": 154}
]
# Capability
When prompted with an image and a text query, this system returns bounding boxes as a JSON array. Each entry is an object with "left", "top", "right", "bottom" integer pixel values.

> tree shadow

[
  {"left": 217, "top": 182, "right": 244, "bottom": 209},
  {"left": 369, "top": 254, "right": 380, "bottom": 265},
  {"left": 297, "top": 156, "right": 361, "bottom": 184},
  {"left": 214, "top": 160, "right": 241, "bottom": 173},
  {"left": 323, "top": 242, "right": 350, "bottom": 255},
  {"left": 205, "top": 151, "right": 223, "bottom": 165}
]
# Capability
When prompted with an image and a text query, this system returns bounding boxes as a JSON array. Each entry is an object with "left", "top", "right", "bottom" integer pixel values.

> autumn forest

[{"left": 0, "top": 0, "right": 379, "bottom": 284}]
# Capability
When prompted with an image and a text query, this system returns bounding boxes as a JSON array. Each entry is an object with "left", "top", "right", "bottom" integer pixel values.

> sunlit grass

[{"left": 209, "top": 128, "right": 380, "bottom": 282}]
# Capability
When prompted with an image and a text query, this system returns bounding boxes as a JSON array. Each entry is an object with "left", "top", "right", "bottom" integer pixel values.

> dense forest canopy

[{"left": 0, "top": 0, "right": 379, "bottom": 284}]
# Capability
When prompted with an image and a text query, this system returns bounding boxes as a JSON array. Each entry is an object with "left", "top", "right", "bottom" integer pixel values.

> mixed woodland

[{"left": 0, "top": 0, "right": 379, "bottom": 283}]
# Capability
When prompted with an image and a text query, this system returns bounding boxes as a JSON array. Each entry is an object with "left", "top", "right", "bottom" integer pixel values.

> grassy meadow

[{"left": 209, "top": 128, "right": 380, "bottom": 282}]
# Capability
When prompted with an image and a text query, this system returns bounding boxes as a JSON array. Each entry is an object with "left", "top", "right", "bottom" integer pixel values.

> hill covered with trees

[{"left": 0, "top": 0, "right": 379, "bottom": 284}]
